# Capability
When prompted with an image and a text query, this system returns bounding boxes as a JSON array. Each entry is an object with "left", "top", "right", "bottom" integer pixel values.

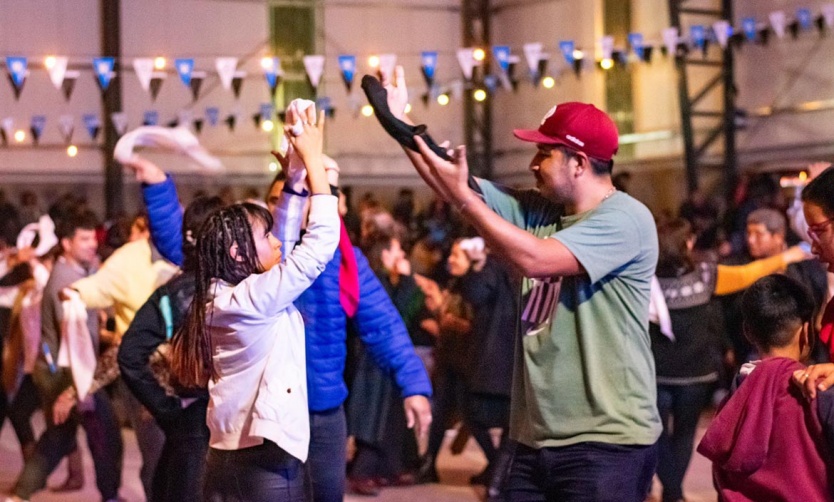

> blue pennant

[
  {"left": 264, "top": 57, "right": 281, "bottom": 89},
  {"left": 143, "top": 110, "right": 159, "bottom": 126},
  {"left": 559, "top": 40, "right": 575, "bottom": 64},
  {"left": 175, "top": 58, "right": 194, "bottom": 87},
  {"left": 259, "top": 103, "right": 274, "bottom": 122},
  {"left": 83, "top": 114, "right": 100, "bottom": 140},
  {"left": 205, "top": 107, "right": 219, "bottom": 126},
  {"left": 421, "top": 51, "right": 438, "bottom": 80},
  {"left": 691, "top": 25, "right": 706, "bottom": 48},
  {"left": 93, "top": 57, "right": 115, "bottom": 91},
  {"left": 6, "top": 56, "right": 27, "bottom": 88},
  {"left": 628, "top": 33, "right": 644, "bottom": 59},
  {"left": 797, "top": 8, "right": 813, "bottom": 30},
  {"left": 30, "top": 115, "right": 46, "bottom": 137},
  {"left": 742, "top": 17, "right": 758, "bottom": 42},
  {"left": 492, "top": 46, "right": 511, "bottom": 72},
  {"left": 338, "top": 55, "right": 356, "bottom": 88}
]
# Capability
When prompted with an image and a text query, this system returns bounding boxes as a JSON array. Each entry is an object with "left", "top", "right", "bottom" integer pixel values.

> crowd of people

[{"left": 1, "top": 66, "right": 834, "bottom": 502}]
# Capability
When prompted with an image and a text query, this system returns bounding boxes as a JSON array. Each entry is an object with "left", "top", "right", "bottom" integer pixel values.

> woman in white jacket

[{"left": 170, "top": 110, "right": 339, "bottom": 502}]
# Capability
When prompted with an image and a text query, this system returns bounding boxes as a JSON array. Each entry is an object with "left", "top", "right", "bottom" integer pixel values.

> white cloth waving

[{"left": 57, "top": 289, "right": 97, "bottom": 401}]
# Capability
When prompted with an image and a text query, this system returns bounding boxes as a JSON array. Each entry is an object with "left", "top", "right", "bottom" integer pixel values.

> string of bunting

[{"left": 1, "top": 5, "right": 832, "bottom": 150}]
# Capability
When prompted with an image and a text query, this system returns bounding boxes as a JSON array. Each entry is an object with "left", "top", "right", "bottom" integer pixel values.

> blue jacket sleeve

[
  {"left": 352, "top": 248, "right": 432, "bottom": 398},
  {"left": 143, "top": 175, "right": 184, "bottom": 267}
]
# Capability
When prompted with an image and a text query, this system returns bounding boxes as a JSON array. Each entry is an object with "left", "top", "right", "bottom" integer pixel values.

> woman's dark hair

[
  {"left": 655, "top": 218, "right": 695, "bottom": 278},
  {"left": 802, "top": 166, "right": 834, "bottom": 218},
  {"left": 171, "top": 202, "right": 273, "bottom": 388},
  {"left": 181, "top": 195, "right": 224, "bottom": 273}
]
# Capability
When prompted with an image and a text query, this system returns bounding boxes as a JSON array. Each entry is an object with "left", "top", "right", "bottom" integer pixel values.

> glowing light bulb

[
  {"left": 600, "top": 58, "right": 614, "bottom": 70},
  {"left": 368, "top": 55, "right": 380, "bottom": 68},
  {"left": 542, "top": 76, "right": 555, "bottom": 89},
  {"left": 361, "top": 105, "right": 374, "bottom": 117},
  {"left": 404, "top": 103, "right": 412, "bottom": 114},
  {"left": 573, "top": 49, "right": 585, "bottom": 60},
  {"left": 437, "top": 94, "right": 450, "bottom": 106},
  {"left": 154, "top": 57, "right": 166, "bottom": 70},
  {"left": 67, "top": 145, "right": 78, "bottom": 157},
  {"left": 261, "top": 57, "right": 274, "bottom": 70},
  {"left": 44, "top": 56, "right": 57, "bottom": 69},
  {"left": 261, "top": 120, "right": 275, "bottom": 132},
  {"left": 14, "top": 130, "right": 25, "bottom": 143},
  {"left": 799, "top": 171, "right": 808, "bottom": 182},
  {"left": 473, "top": 89, "right": 487, "bottom": 102},
  {"left": 268, "top": 161, "right": 279, "bottom": 172},
  {"left": 473, "top": 48, "right": 486, "bottom": 61}
]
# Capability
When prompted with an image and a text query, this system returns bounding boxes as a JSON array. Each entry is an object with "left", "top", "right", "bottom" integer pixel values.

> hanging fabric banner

[
  {"left": 150, "top": 72, "right": 166, "bottom": 101},
  {"left": 493, "top": 46, "right": 511, "bottom": 72},
  {"left": 522, "top": 43, "right": 542, "bottom": 77},
  {"left": 627, "top": 34, "right": 643, "bottom": 59},
  {"left": 231, "top": 70, "right": 246, "bottom": 99},
  {"left": 712, "top": 21, "right": 732, "bottom": 48},
  {"left": 47, "top": 56, "right": 68, "bottom": 90},
  {"left": 6, "top": 56, "right": 27, "bottom": 99},
  {"left": 215, "top": 57, "right": 238, "bottom": 91},
  {"left": 558, "top": 40, "right": 575, "bottom": 65},
  {"left": 263, "top": 57, "right": 282, "bottom": 94},
  {"left": 770, "top": 11, "right": 787, "bottom": 38},
  {"left": 58, "top": 115, "right": 74, "bottom": 144},
  {"left": 662, "top": 27, "right": 680, "bottom": 56},
  {"left": 111, "top": 112, "right": 128, "bottom": 136},
  {"left": 456, "top": 48, "right": 476, "bottom": 81},
  {"left": 30, "top": 115, "right": 46, "bottom": 144},
  {"left": 206, "top": 107, "right": 220, "bottom": 127},
  {"left": 0, "top": 118, "right": 13, "bottom": 145},
  {"left": 303, "top": 55, "right": 326, "bottom": 89},
  {"left": 421, "top": 51, "right": 438, "bottom": 88},
  {"left": 338, "top": 55, "right": 356, "bottom": 92},
  {"left": 92, "top": 57, "right": 115, "bottom": 91},
  {"left": 133, "top": 58, "right": 154, "bottom": 92},
  {"left": 378, "top": 54, "right": 397, "bottom": 82},
  {"left": 175, "top": 58, "right": 194, "bottom": 87},
  {"left": 83, "top": 114, "right": 100, "bottom": 140},
  {"left": 143, "top": 110, "right": 159, "bottom": 126},
  {"left": 190, "top": 71, "right": 206, "bottom": 101}
]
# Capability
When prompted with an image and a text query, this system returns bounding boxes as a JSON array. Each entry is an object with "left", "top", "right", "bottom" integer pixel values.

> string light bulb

[
  {"left": 260, "top": 57, "right": 274, "bottom": 70},
  {"left": 67, "top": 145, "right": 78, "bottom": 157},
  {"left": 542, "top": 76, "right": 555, "bottom": 89},
  {"left": 437, "top": 93, "right": 450, "bottom": 106},
  {"left": 13, "top": 130, "right": 25, "bottom": 143},
  {"left": 473, "top": 89, "right": 487, "bottom": 102},
  {"left": 261, "top": 120, "right": 275, "bottom": 132},
  {"left": 368, "top": 55, "right": 380, "bottom": 68},
  {"left": 154, "top": 57, "right": 166, "bottom": 70},
  {"left": 44, "top": 56, "right": 57, "bottom": 69},
  {"left": 473, "top": 48, "right": 486, "bottom": 61},
  {"left": 573, "top": 49, "right": 585, "bottom": 60},
  {"left": 268, "top": 161, "right": 279, "bottom": 172},
  {"left": 361, "top": 104, "right": 374, "bottom": 117},
  {"left": 600, "top": 58, "right": 614, "bottom": 70},
  {"left": 404, "top": 103, "right": 412, "bottom": 114}
]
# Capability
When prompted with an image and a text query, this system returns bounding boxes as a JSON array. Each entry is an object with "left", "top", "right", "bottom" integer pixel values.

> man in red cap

[{"left": 379, "top": 67, "right": 661, "bottom": 501}]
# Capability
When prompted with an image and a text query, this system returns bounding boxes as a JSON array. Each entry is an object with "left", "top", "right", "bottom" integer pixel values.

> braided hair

[{"left": 171, "top": 202, "right": 274, "bottom": 388}]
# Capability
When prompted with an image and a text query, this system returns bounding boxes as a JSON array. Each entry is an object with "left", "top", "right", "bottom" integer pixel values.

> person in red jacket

[{"left": 698, "top": 274, "right": 834, "bottom": 502}]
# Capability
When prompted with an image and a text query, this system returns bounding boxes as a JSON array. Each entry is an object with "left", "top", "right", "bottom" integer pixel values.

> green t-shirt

[{"left": 477, "top": 179, "right": 662, "bottom": 448}]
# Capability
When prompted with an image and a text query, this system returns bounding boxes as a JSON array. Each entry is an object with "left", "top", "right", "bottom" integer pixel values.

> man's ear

[
  {"left": 573, "top": 152, "right": 589, "bottom": 178},
  {"left": 60, "top": 237, "right": 71, "bottom": 254},
  {"left": 799, "top": 321, "right": 811, "bottom": 358}
]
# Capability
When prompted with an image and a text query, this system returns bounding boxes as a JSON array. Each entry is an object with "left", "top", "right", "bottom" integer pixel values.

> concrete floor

[{"left": 0, "top": 412, "right": 718, "bottom": 502}]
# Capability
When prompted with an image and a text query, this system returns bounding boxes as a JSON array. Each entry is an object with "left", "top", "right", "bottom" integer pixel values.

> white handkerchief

[{"left": 114, "top": 126, "right": 223, "bottom": 172}]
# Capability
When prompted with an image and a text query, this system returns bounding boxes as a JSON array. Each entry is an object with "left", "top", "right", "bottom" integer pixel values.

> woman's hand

[
  {"left": 53, "top": 390, "right": 77, "bottom": 425},
  {"left": 121, "top": 155, "right": 167, "bottom": 184},
  {"left": 283, "top": 107, "right": 328, "bottom": 195},
  {"left": 792, "top": 363, "right": 834, "bottom": 399},
  {"left": 783, "top": 245, "right": 813, "bottom": 265}
]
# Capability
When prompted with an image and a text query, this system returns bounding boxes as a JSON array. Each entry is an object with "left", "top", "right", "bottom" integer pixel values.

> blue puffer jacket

[{"left": 142, "top": 177, "right": 432, "bottom": 412}]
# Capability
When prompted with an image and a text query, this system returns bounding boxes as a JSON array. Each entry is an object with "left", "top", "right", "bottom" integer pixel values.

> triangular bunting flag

[
  {"left": 143, "top": 110, "right": 159, "bottom": 126},
  {"left": 742, "top": 17, "right": 758, "bottom": 42},
  {"left": 522, "top": 43, "right": 543, "bottom": 79},
  {"left": 662, "top": 27, "right": 680, "bottom": 56},
  {"left": 232, "top": 71, "right": 246, "bottom": 99},
  {"left": 62, "top": 71, "right": 79, "bottom": 102},
  {"left": 823, "top": 4, "right": 834, "bottom": 28},
  {"left": 175, "top": 58, "right": 194, "bottom": 87},
  {"left": 338, "top": 55, "right": 356, "bottom": 92},
  {"left": 493, "top": 46, "right": 511, "bottom": 72},
  {"left": 111, "top": 112, "right": 128, "bottom": 136},
  {"left": 133, "top": 58, "right": 154, "bottom": 92},
  {"left": 6, "top": 57, "right": 27, "bottom": 99},
  {"left": 690, "top": 25, "right": 706, "bottom": 50},
  {"left": 92, "top": 57, "right": 115, "bottom": 91},
  {"left": 58, "top": 115, "right": 74, "bottom": 144},
  {"left": 559, "top": 40, "right": 575, "bottom": 64},
  {"left": 600, "top": 36, "right": 615, "bottom": 61},
  {"left": 378, "top": 54, "right": 397, "bottom": 82},
  {"left": 642, "top": 45, "right": 654, "bottom": 62},
  {"left": 215, "top": 57, "right": 238, "bottom": 91},
  {"left": 770, "top": 11, "right": 787, "bottom": 38},
  {"left": 263, "top": 57, "right": 283, "bottom": 94},
  {"left": 149, "top": 72, "right": 166, "bottom": 101},
  {"left": 47, "top": 56, "right": 68, "bottom": 90},
  {"left": 421, "top": 51, "right": 438, "bottom": 88},
  {"left": 798, "top": 8, "right": 813, "bottom": 30},
  {"left": 316, "top": 97, "right": 334, "bottom": 118},
  {"left": 303, "top": 55, "right": 325, "bottom": 89},
  {"left": 713, "top": 21, "right": 732, "bottom": 48},
  {"left": 225, "top": 113, "right": 237, "bottom": 131},
  {"left": 83, "top": 114, "right": 100, "bottom": 140},
  {"left": 456, "top": 48, "right": 476, "bottom": 81},
  {"left": 259, "top": 103, "right": 274, "bottom": 124},
  {"left": 206, "top": 107, "right": 220, "bottom": 127},
  {"left": 194, "top": 119, "right": 204, "bottom": 134},
  {"left": 30, "top": 115, "right": 46, "bottom": 145},
  {"left": 0, "top": 118, "right": 13, "bottom": 145},
  {"left": 178, "top": 109, "right": 194, "bottom": 130},
  {"left": 190, "top": 71, "right": 206, "bottom": 101},
  {"left": 627, "top": 34, "right": 644, "bottom": 60}
]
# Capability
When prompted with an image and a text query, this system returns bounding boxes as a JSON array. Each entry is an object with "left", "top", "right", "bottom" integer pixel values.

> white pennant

[
  {"left": 600, "top": 36, "right": 615, "bottom": 60},
  {"left": 713, "top": 20, "right": 731, "bottom": 48},
  {"left": 111, "top": 112, "right": 128, "bottom": 136},
  {"left": 523, "top": 43, "right": 543, "bottom": 74},
  {"left": 178, "top": 109, "right": 194, "bottom": 129},
  {"left": 378, "top": 54, "right": 397, "bottom": 82},
  {"left": 662, "top": 27, "right": 680, "bottom": 56},
  {"left": 769, "top": 10, "right": 786, "bottom": 38},
  {"left": 823, "top": 4, "right": 834, "bottom": 28},
  {"left": 303, "top": 55, "right": 326, "bottom": 88},
  {"left": 48, "top": 57, "right": 68, "bottom": 90},
  {"left": 1, "top": 117, "right": 14, "bottom": 138},
  {"left": 215, "top": 57, "right": 239, "bottom": 91},
  {"left": 456, "top": 48, "right": 476, "bottom": 80},
  {"left": 133, "top": 58, "right": 154, "bottom": 92},
  {"left": 58, "top": 115, "right": 74, "bottom": 141}
]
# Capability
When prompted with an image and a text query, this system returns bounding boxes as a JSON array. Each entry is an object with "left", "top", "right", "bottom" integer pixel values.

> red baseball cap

[{"left": 513, "top": 102, "right": 619, "bottom": 162}]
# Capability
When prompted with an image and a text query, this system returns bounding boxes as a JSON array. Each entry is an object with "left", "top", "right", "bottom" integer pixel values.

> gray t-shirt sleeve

[{"left": 552, "top": 205, "right": 643, "bottom": 285}]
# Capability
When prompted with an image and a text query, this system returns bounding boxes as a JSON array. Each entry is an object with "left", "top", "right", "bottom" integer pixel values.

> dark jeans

[
  {"left": 504, "top": 440, "right": 658, "bottom": 502},
  {"left": 118, "top": 378, "right": 165, "bottom": 501},
  {"left": 15, "top": 375, "right": 123, "bottom": 500},
  {"left": 204, "top": 440, "right": 305, "bottom": 502},
  {"left": 656, "top": 382, "right": 713, "bottom": 502},
  {"left": 4, "top": 374, "right": 40, "bottom": 450},
  {"left": 305, "top": 406, "right": 348, "bottom": 502},
  {"left": 152, "top": 399, "right": 210, "bottom": 502},
  {"left": 426, "top": 366, "right": 467, "bottom": 460}
]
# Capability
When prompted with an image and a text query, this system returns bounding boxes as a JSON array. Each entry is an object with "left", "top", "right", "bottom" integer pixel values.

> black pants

[
  {"left": 5, "top": 374, "right": 40, "bottom": 449},
  {"left": 504, "top": 440, "right": 658, "bottom": 502},
  {"left": 152, "top": 399, "right": 210, "bottom": 502},
  {"left": 204, "top": 440, "right": 305, "bottom": 502}
]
